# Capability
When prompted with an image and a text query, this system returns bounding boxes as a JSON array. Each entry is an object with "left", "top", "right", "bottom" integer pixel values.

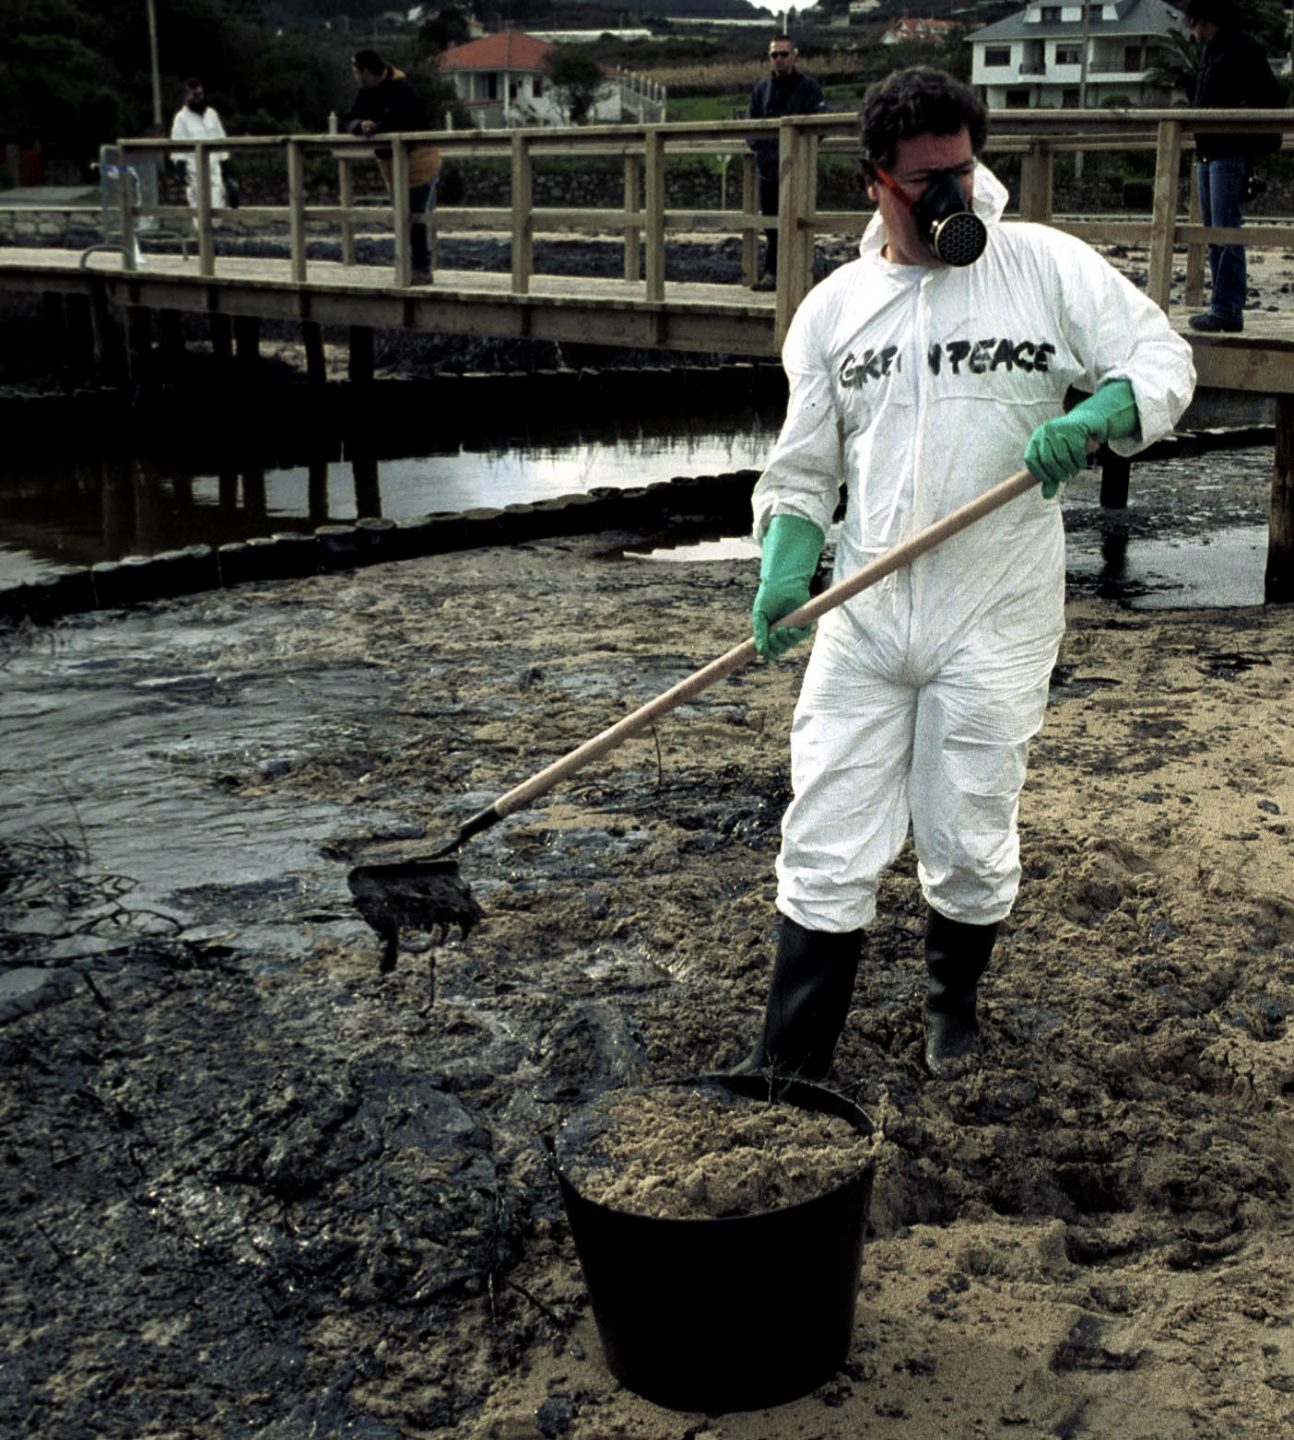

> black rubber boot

[
  {"left": 737, "top": 916, "right": 863, "bottom": 1080},
  {"left": 923, "top": 910, "right": 999, "bottom": 1079}
]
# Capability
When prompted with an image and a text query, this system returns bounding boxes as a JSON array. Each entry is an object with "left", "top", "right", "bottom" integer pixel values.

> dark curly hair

[{"left": 857, "top": 68, "right": 989, "bottom": 182}]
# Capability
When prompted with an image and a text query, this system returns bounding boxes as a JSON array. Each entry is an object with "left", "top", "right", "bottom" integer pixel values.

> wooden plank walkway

[
  {"left": 3, "top": 244, "right": 1293, "bottom": 389},
  {"left": 0, "top": 246, "right": 777, "bottom": 357}
]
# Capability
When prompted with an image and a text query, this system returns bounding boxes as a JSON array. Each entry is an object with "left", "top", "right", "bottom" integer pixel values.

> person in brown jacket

[{"left": 346, "top": 49, "right": 442, "bottom": 284}]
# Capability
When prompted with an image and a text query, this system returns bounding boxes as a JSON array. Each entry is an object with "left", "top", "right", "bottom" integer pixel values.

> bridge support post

[
  {"left": 234, "top": 315, "right": 261, "bottom": 370},
  {"left": 124, "top": 304, "right": 153, "bottom": 397},
  {"left": 48, "top": 292, "right": 94, "bottom": 381},
  {"left": 158, "top": 309, "right": 185, "bottom": 368},
  {"left": 88, "top": 276, "right": 125, "bottom": 388},
  {"left": 1266, "top": 395, "right": 1293, "bottom": 604},
  {"left": 211, "top": 314, "right": 233, "bottom": 369},
  {"left": 303, "top": 320, "right": 327, "bottom": 385},
  {"left": 349, "top": 325, "right": 374, "bottom": 384}
]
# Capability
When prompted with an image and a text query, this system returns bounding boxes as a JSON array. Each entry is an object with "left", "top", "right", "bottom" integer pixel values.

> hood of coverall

[{"left": 860, "top": 161, "right": 1009, "bottom": 264}]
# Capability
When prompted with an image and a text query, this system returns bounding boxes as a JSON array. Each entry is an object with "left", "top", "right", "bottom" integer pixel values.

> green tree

[
  {"left": 545, "top": 51, "right": 606, "bottom": 126},
  {"left": 1146, "top": 28, "right": 1201, "bottom": 99},
  {"left": 546, "top": 51, "right": 607, "bottom": 126},
  {"left": 416, "top": 7, "right": 471, "bottom": 61}
]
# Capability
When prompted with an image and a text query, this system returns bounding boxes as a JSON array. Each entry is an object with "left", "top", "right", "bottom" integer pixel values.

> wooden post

[
  {"left": 349, "top": 325, "right": 374, "bottom": 384},
  {"left": 53, "top": 292, "right": 94, "bottom": 379},
  {"left": 308, "top": 456, "right": 329, "bottom": 522},
  {"left": 1266, "top": 394, "right": 1293, "bottom": 603},
  {"left": 623, "top": 152, "right": 643, "bottom": 282},
  {"left": 88, "top": 276, "right": 123, "bottom": 387},
  {"left": 119, "top": 145, "right": 139, "bottom": 272},
  {"left": 741, "top": 151, "right": 758, "bottom": 288},
  {"left": 234, "top": 315, "right": 260, "bottom": 370},
  {"left": 775, "top": 121, "right": 816, "bottom": 348},
  {"left": 352, "top": 450, "right": 381, "bottom": 517},
  {"left": 158, "top": 309, "right": 184, "bottom": 366},
  {"left": 1018, "top": 141, "right": 1054, "bottom": 223},
  {"left": 287, "top": 139, "right": 308, "bottom": 284},
  {"left": 195, "top": 144, "right": 216, "bottom": 277},
  {"left": 211, "top": 313, "right": 233, "bottom": 369},
  {"left": 391, "top": 138, "right": 411, "bottom": 286},
  {"left": 510, "top": 132, "right": 534, "bottom": 296},
  {"left": 302, "top": 320, "right": 327, "bottom": 385},
  {"left": 242, "top": 467, "right": 267, "bottom": 520},
  {"left": 124, "top": 305, "right": 152, "bottom": 396},
  {"left": 1147, "top": 118, "right": 1182, "bottom": 313},
  {"left": 1185, "top": 155, "right": 1205, "bottom": 309},
  {"left": 643, "top": 128, "right": 666, "bottom": 304},
  {"left": 339, "top": 154, "right": 357, "bottom": 266}
]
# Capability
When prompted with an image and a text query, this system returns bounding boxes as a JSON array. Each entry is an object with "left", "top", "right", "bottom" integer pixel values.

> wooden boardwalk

[
  {"left": 1, "top": 106, "right": 1291, "bottom": 597},
  {"left": 0, "top": 244, "right": 780, "bottom": 357},
  {"left": 3, "top": 243, "right": 1292, "bottom": 393}
]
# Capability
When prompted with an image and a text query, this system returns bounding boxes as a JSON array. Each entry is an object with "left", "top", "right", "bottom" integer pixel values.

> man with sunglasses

[
  {"left": 746, "top": 36, "right": 825, "bottom": 290},
  {"left": 740, "top": 68, "right": 1195, "bottom": 1081}
]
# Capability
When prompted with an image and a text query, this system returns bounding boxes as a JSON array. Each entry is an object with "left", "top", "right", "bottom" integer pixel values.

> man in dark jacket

[
  {"left": 746, "top": 36, "right": 825, "bottom": 290},
  {"left": 1185, "top": 0, "right": 1283, "bottom": 332},
  {"left": 346, "top": 49, "right": 442, "bottom": 284}
]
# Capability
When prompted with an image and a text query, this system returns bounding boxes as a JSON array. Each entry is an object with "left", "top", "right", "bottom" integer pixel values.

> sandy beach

[{"left": 3, "top": 465, "right": 1293, "bottom": 1436}]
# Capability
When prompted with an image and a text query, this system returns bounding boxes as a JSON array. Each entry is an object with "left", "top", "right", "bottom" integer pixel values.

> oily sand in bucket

[{"left": 559, "top": 1082, "right": 879, "bottom": 1220}]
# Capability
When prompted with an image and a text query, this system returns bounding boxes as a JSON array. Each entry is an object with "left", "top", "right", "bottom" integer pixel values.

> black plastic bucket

[{"left": 553, "top": 1073, "right": 875, "bottom": 1413}]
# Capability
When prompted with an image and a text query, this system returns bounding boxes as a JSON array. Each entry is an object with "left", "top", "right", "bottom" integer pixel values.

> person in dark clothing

[
  {"left": 1184, "top": 0, "right": 1284, "bottom": 332},
  {"left": 346, "top": 49, "right": 442, "bottom": 284},
  {"left": 746, "top": 36, "right": 826, "bottom": 290}
]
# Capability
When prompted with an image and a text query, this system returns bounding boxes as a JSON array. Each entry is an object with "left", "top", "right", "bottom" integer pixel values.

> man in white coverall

[
  {"left": 741, "top": 68, "right": 1195, "bottom": 1080},
  {"left": 171, "top": 78, "right": 228, "bottom": 214}
]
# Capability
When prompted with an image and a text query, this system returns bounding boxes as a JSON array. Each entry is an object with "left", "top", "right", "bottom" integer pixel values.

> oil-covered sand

[{"left": 3, "top": 453, "right": 1293, "bottom": 1437}]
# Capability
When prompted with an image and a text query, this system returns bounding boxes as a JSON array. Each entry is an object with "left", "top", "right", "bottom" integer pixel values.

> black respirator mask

[{"left": 875, "top": 165, "right": 987, "bottom": 267}]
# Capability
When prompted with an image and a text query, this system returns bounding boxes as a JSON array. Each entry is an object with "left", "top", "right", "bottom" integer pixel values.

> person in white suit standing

[
  {"left": 740, "top": 67, "right": 1196, "bottom": 1082},
  {"left": 170, "top": 77, "right": 228, "bottom": 215}
]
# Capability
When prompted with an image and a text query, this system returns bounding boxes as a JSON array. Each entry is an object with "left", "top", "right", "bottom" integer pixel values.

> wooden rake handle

[{"left": 445, "top": 467, "right": 1038, "bottom": 852}]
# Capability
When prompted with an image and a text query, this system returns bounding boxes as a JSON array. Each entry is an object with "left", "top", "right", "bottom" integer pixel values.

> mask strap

[{"left": 871, "top": 166, "right": 914, "bottom": 211}]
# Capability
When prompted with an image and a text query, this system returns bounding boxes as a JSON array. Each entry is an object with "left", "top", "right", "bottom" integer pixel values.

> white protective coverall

[
  {"left": 170, "top": 104, "right": 228, "bottom": 211},
  {"left": 753, "top": 163, "right": 1195, "bottom": 934}
]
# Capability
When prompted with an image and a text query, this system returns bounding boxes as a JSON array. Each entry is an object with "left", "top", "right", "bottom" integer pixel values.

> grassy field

[{"left": 666, "top": 83, "right": 866, "bottom": 124}]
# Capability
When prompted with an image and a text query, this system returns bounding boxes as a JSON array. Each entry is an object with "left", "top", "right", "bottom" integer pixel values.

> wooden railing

[{"left": 20, "top": 107, "right": 1294, "bottom": 345}]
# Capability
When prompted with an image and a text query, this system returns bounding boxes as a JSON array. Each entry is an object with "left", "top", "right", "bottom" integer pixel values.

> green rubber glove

[
  {"left": 1025, "top": 378, "right": 1140, "bottom": 498},
  {"left": 752, "top": 513, "right": 825, "bottom": 660}
]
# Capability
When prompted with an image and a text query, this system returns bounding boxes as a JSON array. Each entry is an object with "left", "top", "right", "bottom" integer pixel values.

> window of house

[
  {"left": 487, "top": 73, "right": 498, "bottom": 100},
  {"left": 984, "top": 46, "right": 1011, "bottom": 66},
  {"left": 1063, "top": 88, "right": 1081, "bottom": 106},
  {"left": 534, "top": 78, "right": 543, "bottom": 98},
  {"left": 1040, "top": 6, "right": 1061, "bottom": 19},
  {"left": 1056, "top": 45, "right": 1081, "bottom": 64},
  {"left": 1005, "top": 89, "right": 1032, "bottom": 107}
]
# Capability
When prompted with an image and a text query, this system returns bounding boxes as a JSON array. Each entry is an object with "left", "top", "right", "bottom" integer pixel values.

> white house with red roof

[{"left": 437, "top": 32, "right": 666, "bottom": 129}]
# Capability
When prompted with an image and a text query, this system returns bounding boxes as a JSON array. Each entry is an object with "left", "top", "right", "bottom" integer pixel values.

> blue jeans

[
  {"left": 1197, "top": 156, "right": 1247, "bottom": 322},
  {"left": 410, "top": 178, "right": 438, "bottom": 269}
]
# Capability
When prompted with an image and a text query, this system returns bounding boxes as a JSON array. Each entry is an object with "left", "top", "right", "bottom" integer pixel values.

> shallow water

[
  {"left": 0, "top": 411, "right": 782, "bottom": 584},
  {"left": 1, "top": 402, "right": 1277, "bottom": 611},
  {"left": 641, "top": 447, "right": 1276, "bottom": 610}
]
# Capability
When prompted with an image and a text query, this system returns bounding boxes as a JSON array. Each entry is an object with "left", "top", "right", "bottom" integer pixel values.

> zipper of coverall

[{"left": 896, "top": 269, "right": 935, "bottom": 670}]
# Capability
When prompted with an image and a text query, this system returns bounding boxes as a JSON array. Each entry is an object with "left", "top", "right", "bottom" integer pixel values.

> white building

[
  {"left": 437, "top": 33, "right": 665, "bottom": 129},
  {"left": 968, "top": 0, "right": 1188, "bottom": 110}
]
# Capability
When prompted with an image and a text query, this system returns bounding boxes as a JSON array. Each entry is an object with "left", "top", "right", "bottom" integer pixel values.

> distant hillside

[{"left": 268, "top": 0, "right": 769, "bottom": 21}]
